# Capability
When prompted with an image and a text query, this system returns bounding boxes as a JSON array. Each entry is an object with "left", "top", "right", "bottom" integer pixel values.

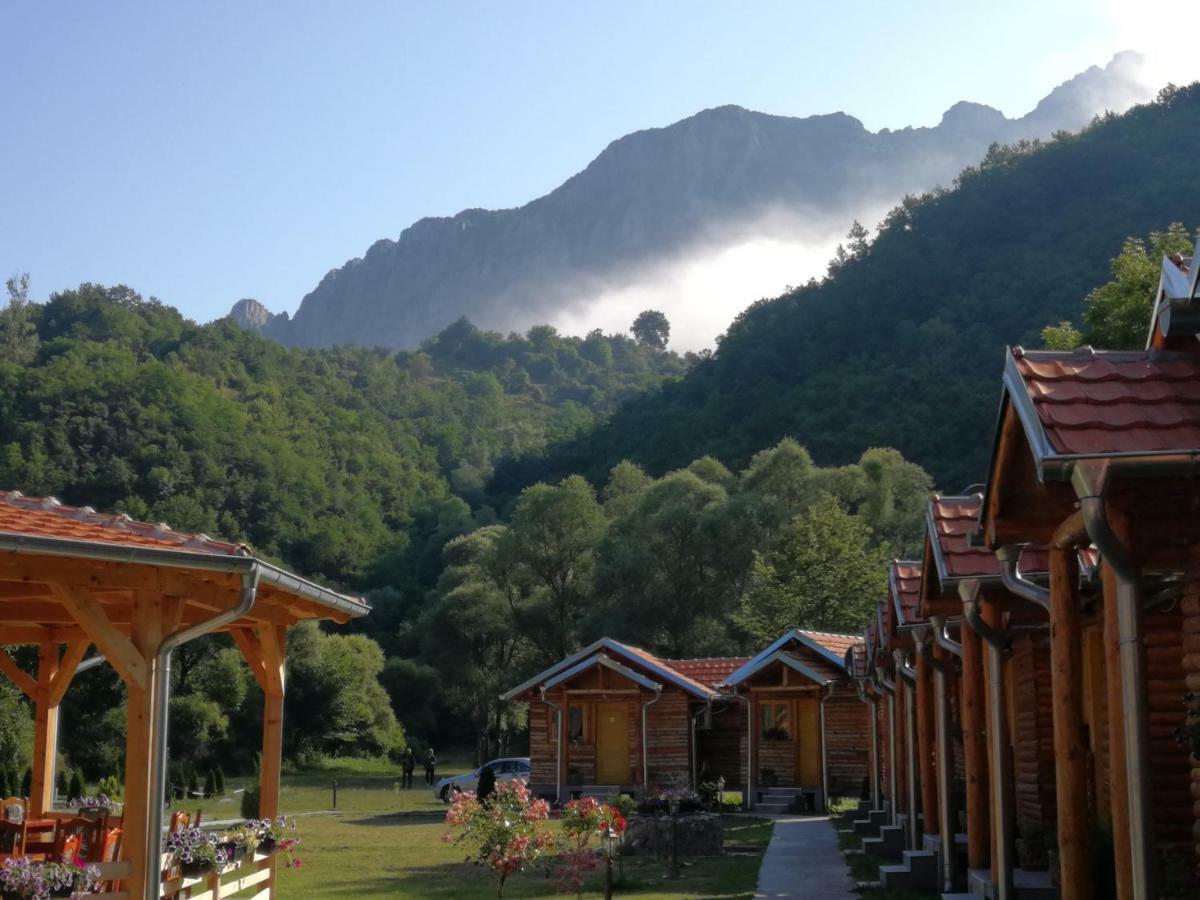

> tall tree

[
  {"left": 501, "top": 476, "right": 605, "bottom": 661},
  {"left": 1041, "top": 223, "right": 1194, "bottom": 350},
  {"left": 736, "top": 493, "right": 889, "bottom": 642},
  {"left": 631, "top": 310, "right": 670, "bottom": 350},
  {"left": 0, "top": 273, "right": 39, "bottom": 365}
]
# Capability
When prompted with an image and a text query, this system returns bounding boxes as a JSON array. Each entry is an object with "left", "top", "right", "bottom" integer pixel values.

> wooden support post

[
  {"left": 916, "top": 645, "right": 939, "bottom": 835},
  {"left": 893, "top": 675, "right": 906, "bottom": 819},
  {"left": 961, "top": 616, "right": 990, "bottom": 872},
  {"left": 1103, "top": 542, "right": 1134, "bottom": 900},
  {"left": 1049, "top": 546, "right": 1091, "bottom": 900},
  {"left": 121, "top": 591, "right": 161, "bottom": 900},
  {"left": 259, "top": 625, "right": 287, "bottom": 899},
  {"left": 30, "top": 641, "right": 60, "bottom": 817}
]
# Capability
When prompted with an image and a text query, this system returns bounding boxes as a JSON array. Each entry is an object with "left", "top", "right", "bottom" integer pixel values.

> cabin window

[
  {"left": 568, "top": 706, "right": 586, "bottom": 742},
  {"left": 760, "top": 701, "right": 790, "bottom": 740}
]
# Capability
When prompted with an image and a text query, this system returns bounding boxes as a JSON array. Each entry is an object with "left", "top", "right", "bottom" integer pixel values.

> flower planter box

[{"left": 180, "top": 859, "right": 214, "bottom": 878}]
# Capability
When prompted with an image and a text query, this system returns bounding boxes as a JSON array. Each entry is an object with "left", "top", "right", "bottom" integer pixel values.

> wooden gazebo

[{"left": 0, "top": 491, "right": 368, "bottom": 899}]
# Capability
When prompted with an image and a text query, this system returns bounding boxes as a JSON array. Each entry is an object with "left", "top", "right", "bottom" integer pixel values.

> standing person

[
  {"left": 424, "top": 748, "right": 437, "bottom": 786},
  {"left": 401, "top": 747, "right": 415, "bottom": 789}
]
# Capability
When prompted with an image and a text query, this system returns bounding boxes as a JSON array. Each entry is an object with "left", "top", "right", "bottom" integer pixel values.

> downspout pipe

[
  {"left": 893, "top": 650, "right": 918, "bottom": 849},
  {"left": 929, "top": 616, "right": 962, "bottom": 658},
  {"left": 640, "top": 686, "right": 663, "bottom": 799},
  {"left": 928, "top": 637, "right": 956, "bottom": 891},
  {"left": 145, "top": 569, "right": 259, "bottom": 899},
  {"left": 996, "top": 545, "right": 1051, "bottom": 612},
  {"left": 961, "top": 579, "right": 1014, "bottom": 900},
  {"left": 735, "top": 693, "right": 754, "bottom": 811},
  {"left": 690, "top": 698, "right": 712, "bottom": 788},
  {"left": 1072, "top": 462, "right": 1152, "bottom": 899},
  {"left": 539, "top": 687, "right": 564, "bottom": 806},
  {"left": 856, "top": 681, "right": 881, "bottom": 810},
  {"left": 820, "top": 683, "right": 834, "bottom": 811},
  {"left": 875, "top": 667, "right": 897, "bottom": 823}
]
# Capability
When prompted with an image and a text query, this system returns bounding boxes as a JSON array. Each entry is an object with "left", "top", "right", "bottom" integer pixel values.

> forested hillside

[{"left": 497, "top": 84, "right": 1200, "bottom": 491}]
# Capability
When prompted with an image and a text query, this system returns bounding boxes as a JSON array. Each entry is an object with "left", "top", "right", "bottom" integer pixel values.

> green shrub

[
  {"left": 56, "top": 768, "right": 69, "bottom": 797},
  {"left": 203, "top": 770, "right": 215, "bottom": 799},
  {"left": 67, "top": 771, "right": 84, "bottom": 802},
  {"left": 241, "top": 784, "right": 260, "bottom": 819},
  {"left": 214, "top": 767, "right": 225, "bottom": 795},
  {"left": 187, "top": 771, "right": 200, "bottom": 800},
  {"left": 21, "top": 768, "right": 31, "bottom": 797}
]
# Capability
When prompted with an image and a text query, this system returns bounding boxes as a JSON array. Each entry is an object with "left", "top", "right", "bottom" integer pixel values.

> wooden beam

[
  {"left": 915, "top": 645, "right": 938, "bottom": 835},
  {"left": 258, "top": 624, "right": 287, "bottom": 896},
  {"left": 49, "top": 584, "right": 147, "bottom": 689},
  {"left": 30, "top": 641, "right": 59, "bottom": 816},
  {"left": 0, "top": 625, "right": 52, "bottom": 644},
  {"left": 259, "top": 624, "right": 286, "bottom": 696},
  {"left": 961, "top": 616, "right": 990, "bottom": 871},
  {"left": 1049, "top": 545, "right": 1091, "bottom": 900},
  {"left": 230, "top": 629, "right": 268, "bottom": 691},
  {"left": 48, "top": 640, "right": 90, "bottom": 707},
  {"left": 120, "top": 591, "right": 162, "bottom": 900},
  {"left": 1102, "top": 521, "right": 1134, "bottom": 900},
  {"left": 0, "top": 646, "right": 37, "bottom": 698}
]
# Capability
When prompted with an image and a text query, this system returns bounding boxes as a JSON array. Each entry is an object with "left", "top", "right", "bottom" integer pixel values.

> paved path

[{"left": 755, "top": 815, "right": 855, "bottom": 899}]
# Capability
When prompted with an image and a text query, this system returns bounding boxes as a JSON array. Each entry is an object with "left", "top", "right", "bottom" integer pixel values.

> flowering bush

[
  {"left": 0, "top": 856, "right": 101, "bottom": 899},
  {"left": 166, "top": 826, "right": 227, "bottom": 872},
  {"left": 553, "top": 797, "right": 628, "bottom": 896},
  {"left": 442, "top": 779, "right": 553, "bottom": 897},
  {"left": 248, "top": 817, "right": 302, "bottom": 869},
  {"left": 551, "top": 846, "right": 602, "bottom": 897},
  {"left": 70, "top": 793, "right": 121, "bottom": 812}
]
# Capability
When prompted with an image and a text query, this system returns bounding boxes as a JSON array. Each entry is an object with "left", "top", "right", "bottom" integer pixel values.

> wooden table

[{"left": 0, "top": 817, "right": 57, "bottom": 858}]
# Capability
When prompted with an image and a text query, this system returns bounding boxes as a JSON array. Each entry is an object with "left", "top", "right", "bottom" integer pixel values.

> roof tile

[{"left": 1012, "top": 350, "right": 1200, "bottom": 456}]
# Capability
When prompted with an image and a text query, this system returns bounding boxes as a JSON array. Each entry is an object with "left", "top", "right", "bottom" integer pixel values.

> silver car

[{"left": 434, "top": 757, "right": 531, "bottom": 802}]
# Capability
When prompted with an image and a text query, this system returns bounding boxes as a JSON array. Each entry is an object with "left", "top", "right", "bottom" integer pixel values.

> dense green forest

[
  {"left": 2, "top": 82, "right": 1195, "bottom": 779},
  {"left": 494, "top": 84, "right": 1200, "bottom": 492}
]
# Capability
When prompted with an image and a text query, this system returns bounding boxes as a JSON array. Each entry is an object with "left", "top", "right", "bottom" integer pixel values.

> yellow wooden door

[
  {"left": 596, "top": 702, "right": 628, "bottom": 784},
  {"left": 796, "top": 696, "right": 821, "bottom": 784}
]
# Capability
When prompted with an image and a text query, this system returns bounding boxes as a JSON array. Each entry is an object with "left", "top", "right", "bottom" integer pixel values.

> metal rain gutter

[
  {"left": 960, "top": 579, "right": 1014, "bottom": 900},
  {"left": 856, "top": 681, "right": 881, "bottom": 810},
  {"left": 929, "top": 616, "right": 962, "bottom": 658},
  {"left": 539, "top": 687, "right": 564, "bottom": 805},
  {"left": 1071, "top": 462, "right": 1153, "bottom": 899},
  {"left": 145, "top": 570, "right": 259, "bottom": 899},
  {"left": 875, "top": 666, "right": 898, "bottom": 824},
  {"left": 893, "top": 649, "right": 918, "bottom": 849},
  {"left": 820, "top": 682, "right": 834, "bottom": 812},
  {"left": 0, "top": 531, "right": 368, "bottom": 620},
  {"left": 924, "top": 629, "right": 956, "bottom": 890},
  {"left": 995, "top": 545, "right": 1051, "bottom": 612}
]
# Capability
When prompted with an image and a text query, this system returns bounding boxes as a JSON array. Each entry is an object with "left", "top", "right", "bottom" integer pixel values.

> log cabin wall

[
  {"left": 1186, "top": 566, "right": 1200, "bottom": 871},
  {"left": 825, "top": 683, "right": 871, "bottom": 798},
  {"left": 529, "top": 697, "right": 557, "bottom": 793},
  {"left": 645, "top": 689, "right": 692, "bottom": 787},
  {"left": 1142, "top": 601, "right": 1191, "bottom": 862},
  {"left": 1008, "top": 633, "right": 1057, "bottom": 833},
  {"left": 697, "top": 700, "right": 747, "bottom": 788}
]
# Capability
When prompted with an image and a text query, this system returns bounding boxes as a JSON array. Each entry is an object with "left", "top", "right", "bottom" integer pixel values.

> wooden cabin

[
  {"left": 979, "top": 343, "right": 1200, "bottom": 898},
  {"left": 0, "top": 491, "right": 369, "bottom": 899},
  {"left": 503, "top": 629, "right": 869, "bottom": 811}
]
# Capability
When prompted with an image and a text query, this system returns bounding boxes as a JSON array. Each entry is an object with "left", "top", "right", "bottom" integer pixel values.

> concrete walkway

[{"left": 755, "top": 815, "right": 855, "bottom": 899}]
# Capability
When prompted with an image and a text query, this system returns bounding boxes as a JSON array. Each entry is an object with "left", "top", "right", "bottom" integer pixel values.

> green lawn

[{"left": 166, "top": 758, "right": 774, "bottom": 898}]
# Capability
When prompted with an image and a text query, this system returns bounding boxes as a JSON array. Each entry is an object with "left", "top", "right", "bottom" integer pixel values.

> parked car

[{"left": 434, "top": 757, "right": 531, "bottom": 802}]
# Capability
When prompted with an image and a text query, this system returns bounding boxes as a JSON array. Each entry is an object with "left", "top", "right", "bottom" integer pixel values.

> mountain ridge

[{"left": 237, "top": 51, "right": 1153, "bottom": 350}]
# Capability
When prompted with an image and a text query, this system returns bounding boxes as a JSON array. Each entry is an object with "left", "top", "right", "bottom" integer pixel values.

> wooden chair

[
  {"left": 54, "top": 816, "right": 102, "bottom": 863},
  {"left": 0, "top": 796, "right": 26, "bottom": 822},
  {"left": 0, "top": 817, "right": 27, "bottom": 860},
  {"left": 52, "top": 829, "right": 82, "bottom": 865},
  {"left": 95, "top": 827, "right": 123, "bottom": 891},
  {"left": 169, "top": 810, "right": 191, "bottom": 833}
]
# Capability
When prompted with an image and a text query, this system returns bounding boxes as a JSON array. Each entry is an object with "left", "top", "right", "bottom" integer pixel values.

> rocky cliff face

[
  {"left": 234, "top": 52, "right": 1154, "bottom": 350},
  {"left": 229, "top": 298, "right": 289, "bottom": 334}
]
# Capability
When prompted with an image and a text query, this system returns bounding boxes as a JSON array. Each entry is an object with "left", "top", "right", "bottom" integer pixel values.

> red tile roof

[
  {"left": 665, "top": 657, "right": 750, "bottom": 689},
  {"left": 848, "top": 643, "right": 868, "bottom": 678},
  {"left": 0, "top": 491, "right": 247, "bottom": 556},
  {"left": 1010, "top": 347, "right": 1200, "bottom": 456},
  {"left": 612, "top": 642, "right": 720, "bottom": 697},
  {"left": 928, "top": 495, "right": 997, "bottom": 579},
  {"left": 796, "top": 629, "right": 860, "bottom": 658},
  {"left": 890, "top": 560, "right": 924, "bottom": 625}
]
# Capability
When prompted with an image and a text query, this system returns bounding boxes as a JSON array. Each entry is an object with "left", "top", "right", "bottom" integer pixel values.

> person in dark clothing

[
  {"left": 424, "top": 748, "right": 437, "bottom": 785},
  {"left": 475, "top": 765, "right": 496, "bottom": 802},
  {"left": 401, "top": 747, "right": 415, "bottom": 789}
]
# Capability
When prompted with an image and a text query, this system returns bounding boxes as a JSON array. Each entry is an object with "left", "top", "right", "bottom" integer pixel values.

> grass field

[{"left": 164, "top": 758, "right": 773, "bottom": 898}]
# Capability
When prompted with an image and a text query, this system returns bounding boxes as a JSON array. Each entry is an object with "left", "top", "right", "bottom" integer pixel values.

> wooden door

[
  {"left": 596, "top": 702, "right": 628, "bottom": 784},
  {"left": 796, "top": 696, "right": 821, "bottom": 784}
]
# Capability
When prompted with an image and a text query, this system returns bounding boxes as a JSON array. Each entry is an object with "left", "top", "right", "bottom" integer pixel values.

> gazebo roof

[{"left": 0, "top": 490, "right": 368, "bottom": 644}]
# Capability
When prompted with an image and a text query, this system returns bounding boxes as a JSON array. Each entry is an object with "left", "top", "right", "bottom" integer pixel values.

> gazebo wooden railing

[{"left": 0, "top": 492, "right": 369, "bottom": 899}]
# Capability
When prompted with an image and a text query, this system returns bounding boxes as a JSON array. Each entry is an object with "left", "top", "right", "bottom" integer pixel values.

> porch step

[
  {"left": 852, "top": 807, "right": 889, "bottom": 837},
  {"left": 942, "top": 894, "right": 976, "bottom": 900},
  {"left": 861, "top": 823, "right": 906, "bottom": 861},
  {"left": 879, "top": 849, "right": 938, "bottom": 892},
  {"left": 966, "top": 867, "right": 1058, "bottom": 900}
]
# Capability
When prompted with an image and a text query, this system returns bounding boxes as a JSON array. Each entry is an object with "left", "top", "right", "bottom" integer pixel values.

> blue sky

[{"left": 0, "top": 1, "right": 1189, "bottom": 324}]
